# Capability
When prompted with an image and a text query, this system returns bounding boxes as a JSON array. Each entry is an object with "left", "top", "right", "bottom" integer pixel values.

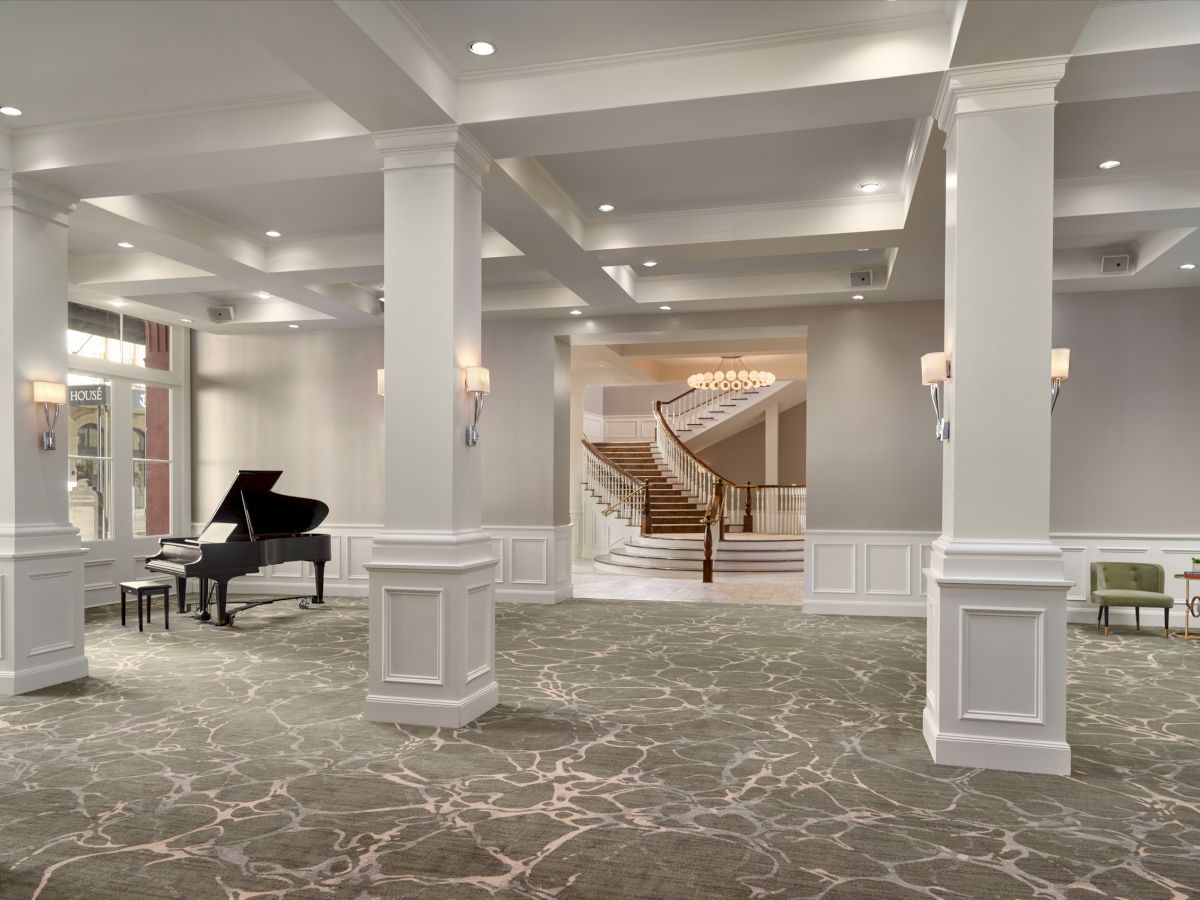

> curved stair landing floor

[
  {"left": 594, "top": 533, "right": 805, "bottom": 580},
  {"left": 573, "top": 560, "right": 804, "bottom": 605}
]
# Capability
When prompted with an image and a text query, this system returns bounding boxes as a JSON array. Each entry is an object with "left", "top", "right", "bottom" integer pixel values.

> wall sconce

[
  {"left": 920, "top": 352, "right": 951, "bottom": 442},
  {"left": 1050, "top": 348, "right": 1070, "bottom": 412},
  {"left": 377, "top": 369, "right": 385, "bottom": 397},
  {"left": 33, "top": 381, "right": 67, "bottom": 450},
  {"left": 465, "top": 366, "right": 490, "bottom": 446}
]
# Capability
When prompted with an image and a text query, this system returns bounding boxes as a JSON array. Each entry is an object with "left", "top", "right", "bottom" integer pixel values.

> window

[
  {"left": 132, "top": 383, "right": 172, "bottom": 537},
  {"left": 67, "top": 302, "right": 170, "bottom": 371},
  {"left": 67, "top": 375, "right": 112, "bottom": 542}
]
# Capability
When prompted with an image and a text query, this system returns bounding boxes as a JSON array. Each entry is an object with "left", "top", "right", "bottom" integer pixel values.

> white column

[
  {"left": 923, "top": 59, "right": 1072, "bottom": 775},
  {"left": 364, "top": 126, "right": 499, "bottom": 727},
  {"left": 764, "top": 402, "right": 779, "bottom": 485},
  {"left": 0, "top": 170, "right": 88, "bottom": 694}
]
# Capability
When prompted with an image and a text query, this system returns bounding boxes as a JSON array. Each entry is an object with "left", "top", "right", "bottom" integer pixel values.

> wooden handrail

[
  {"left": 581, "top": 437, "right": 637, "bottom": 476},
  {"left": 652, "top": 401, "right": 732, "bottom": 485}
]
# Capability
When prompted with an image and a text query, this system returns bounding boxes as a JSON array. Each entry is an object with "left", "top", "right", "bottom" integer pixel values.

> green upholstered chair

[{"left": 1089, "top": 562, "right": 1174, "bottom": 638}]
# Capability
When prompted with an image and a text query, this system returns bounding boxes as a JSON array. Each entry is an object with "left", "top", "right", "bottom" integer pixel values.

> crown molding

[
  {"left": 459, "top": 11, "right": 948, "bottom": 83},
  {"left": 382, "top": 1, "right": 459, "bottom": 80},
  {"left": 374, "top": 125, "right": 492, "bottom": 188},
  {"left": 935, "top": 56, "right": 1069, "bottom": 134},
  {"left": 0, "top": 173, "right": 77, "bottom": 221}
]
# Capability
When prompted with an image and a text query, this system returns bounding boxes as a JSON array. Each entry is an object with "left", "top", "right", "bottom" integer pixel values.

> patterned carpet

[{"left": 1, "top": 597, "right": 1198, "bottom": 899}]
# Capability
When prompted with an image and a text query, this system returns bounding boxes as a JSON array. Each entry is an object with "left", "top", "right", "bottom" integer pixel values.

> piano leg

[
  {"left": 198, "top": 577, "right": 212, "bottom": 621},
  {"left": 175, "top": 576, "right": 189, "bottom": 614},
  {"left": 216, "top": 578, "right": 232, "bottom": 626},
  {"left": 313, "top": 561, "right": 326, "bottom": 604}
]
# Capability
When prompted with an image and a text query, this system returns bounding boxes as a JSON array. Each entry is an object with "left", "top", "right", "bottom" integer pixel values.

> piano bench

[{"left": 121, "top": 579, "right": 172, "bottom": 632}]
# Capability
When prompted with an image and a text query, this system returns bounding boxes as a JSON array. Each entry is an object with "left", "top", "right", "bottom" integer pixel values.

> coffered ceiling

[{"left": 1, "top": 0, "right": 1198, "bottom": 334}]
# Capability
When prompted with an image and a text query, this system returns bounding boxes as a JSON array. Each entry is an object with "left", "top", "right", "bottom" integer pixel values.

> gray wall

[
  {"left": 601, "top": 383, "right": 688, "bottom": 416},
  {"left": 780, "top": 402, "right": 807, "bottom": 485},
  {"left": 1051, "top": 288, "right": 1200, "bottom": 534},
  {"left": 480, "top": 323, "right": 571, "bottom": 527},
  {"left": 192, "top": 328, "right": 385, "bottom": 523},
  {"left": 697, "top": 402, "right": 807, "bottom": 485},
  {"left": 805, "top": 300, "right": 944, "bottom": 531},
  {"left": 700, "top": 421, "right": 766, "bottom": 484}
]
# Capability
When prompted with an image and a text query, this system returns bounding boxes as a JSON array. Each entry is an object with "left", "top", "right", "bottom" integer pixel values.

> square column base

[
  {"left": 923, "top": 539, "right": 1072, "bottom": 776},
  {"left": 363, "top": 530, "right": 499, "bottom": 726},
  {"left": 0, "top": 527, "right": 88, "bottom": 696}
]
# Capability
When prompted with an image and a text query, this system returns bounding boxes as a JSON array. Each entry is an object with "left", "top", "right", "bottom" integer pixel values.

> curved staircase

[{"left": 582, "top": 388, "right": 806, "bottom": 580}]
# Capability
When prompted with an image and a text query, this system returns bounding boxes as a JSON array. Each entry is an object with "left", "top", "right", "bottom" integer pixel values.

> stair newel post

[
  {"left": 702, "top": 518, "right": 714, "bottom": 583},
  {"left": 641, "top": 481, "right": 652, "bottom": 536},
  {"left": 743, "top": 484, "right": 754, "bottom": 534},
  {"left": 716, "top": 481, "right": 726, "bottom": 542}
]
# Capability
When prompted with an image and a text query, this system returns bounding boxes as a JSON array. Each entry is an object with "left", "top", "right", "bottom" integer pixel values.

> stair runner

[{"left": 589, "top": 441, "right": 707, "bottom": 535}]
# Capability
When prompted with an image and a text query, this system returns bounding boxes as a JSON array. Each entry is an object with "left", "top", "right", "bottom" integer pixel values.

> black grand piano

[{"left": 146, "top": 470, "right": 331, "bottom": 626}]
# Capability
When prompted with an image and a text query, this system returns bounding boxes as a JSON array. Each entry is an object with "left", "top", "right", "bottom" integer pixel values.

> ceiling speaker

[
  {"left": 850, "top": 270, "right": 874, "bottom": 287},
  {"left": 207, "top": 306, "right": 236, "bottom": 323},
  {"left": 1101, "top": 254, "right": 1131, "bottom": 275}
]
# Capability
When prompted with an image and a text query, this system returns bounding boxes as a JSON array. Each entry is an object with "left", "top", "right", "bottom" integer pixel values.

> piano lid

[{"left": 197, "top": 470, "right": 329, "bottom": 543}]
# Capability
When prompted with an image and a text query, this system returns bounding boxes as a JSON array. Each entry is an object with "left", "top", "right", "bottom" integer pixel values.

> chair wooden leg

[
  {"left": 1136, "top": 606, "right": 1140, "bottom": 631},
  {"left": 1103, "top": 605, "right": 1110, "bottom": 637},
  {"left": 1096, "top": 606, "right": 1103, "bottom": 631},
  {"left": 1165, "top": 606, "right": 1170, "bottom": 638}
]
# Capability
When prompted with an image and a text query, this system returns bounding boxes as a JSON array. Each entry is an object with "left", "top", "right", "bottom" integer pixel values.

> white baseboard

[
  {"left": 364, "top": 681, "right": 499, "bottom": 727},
  {"left": 0, "top": 654, "right": 89, "bottom": 696},
  {"left": 923, "top": 707, "right": 1071, "bottom": 776}
]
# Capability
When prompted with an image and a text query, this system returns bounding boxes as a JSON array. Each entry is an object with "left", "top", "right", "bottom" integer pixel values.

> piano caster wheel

[
  {"left": 199, "top": 611, "right": 211, "bottom": 622},
  {"left": 299, "top": 599, "right": 311, "bottom": 610}
]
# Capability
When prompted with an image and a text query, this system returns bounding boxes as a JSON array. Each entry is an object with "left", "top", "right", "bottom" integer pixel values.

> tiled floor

[{"left": 572, "top": 560, "right": 804, "bottom": 605}]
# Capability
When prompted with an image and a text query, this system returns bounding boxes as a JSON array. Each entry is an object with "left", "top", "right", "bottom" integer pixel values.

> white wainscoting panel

[
  {"left": 865, "top": 543, "right": 912, "bottom": 596},
  {"left": 485, "top": 524, "right": 573, "bottom": 604},
  {"left": 381, "top": 587, "right": 444, "bottom": 684},
  {"left": 27, "top": 570, "right": 77, "bottom": 657},
  {"left": 806, "top": 530, "right": 1200, "bottom": 623},
  {"left": 810, "top": 542, "right": 857, "bottom": 595},
  {"left": 959, "top": 606, "right": 1044, "bottom": 723},
  {"left": 599, "top": 415, "right": 657, "bottom": 442},
  {"left": 465, "top": 582, "right": 493, "bottom": 682}
]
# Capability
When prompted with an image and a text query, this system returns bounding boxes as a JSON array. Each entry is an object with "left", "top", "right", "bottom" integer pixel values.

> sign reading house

[{"left": 69, "top": 385, "right": 109, "bottom": 405}]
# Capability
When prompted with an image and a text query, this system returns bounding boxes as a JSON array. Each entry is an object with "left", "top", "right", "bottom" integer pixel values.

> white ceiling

[
  {"left": 402, "top": 0, "right": 949, "bottom": 73},
  {"left": 2, "top": 0, "right": 1197, "bottom": 334},
  {"left": 157, "top": 173, "right": 385, "bottom": 242},
  {"left": 0, "top": 0, "right": 313, "bottom": 128},
  {"left": 539, "top": 121, "right": 915, "bottom": 217}
]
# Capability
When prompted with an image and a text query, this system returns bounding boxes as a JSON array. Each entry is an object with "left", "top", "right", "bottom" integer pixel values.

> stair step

[{"left": 596, "top": 551, "right": 805, "bottom": 574}]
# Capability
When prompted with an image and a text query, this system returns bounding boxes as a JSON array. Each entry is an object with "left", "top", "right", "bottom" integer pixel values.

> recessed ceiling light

[
  {"left": 1098, "top": 160, "right": 1122, "bottom": 170},
  {"left": 467, "top": 40, "right": 496, "bottom": 56},
  {"left": 569, "top": 309, "right": 583, "bottom": 316},
  {"left": 256, "top": 291, "right": 272, "bottom": 299},
  {"left": 117, "top": 241, "right": 134, "bottom": 249},
  {"left": 858, "top": 182, "right": 881, "bottom": 194},
  {"left": 659, "top": 305, "right": 672, "bottom": 311},
  {"left": 180, "top": 318, "right": 193, "bottom": 324},
  {"left": 379, "top": 296, "right": 386, "bottom": 304},
  {"left": 288, "top": 323, "right": 300, "bottom": 329},
  {"left": 0, "top": 106, "right": 21, "bottom": 117},
  {"left": 642, "top": 260, "right": 658, "bottom": 267},
  {"left": 597, "top": 203, "right": 615, "bottom": 213},
  {"left": 857, "top": 248, "right": 871, "bottom": 252},
  {"left": 264, "top": 229, "right": 282, "bottom": 238},
  {"left": 111, "top": 299, "right": 127, "bottom": 308},
  {"left": 1180, "top": 263, "right": 1197, "bottom": 270},
  {"left": 851, "top": 294, "right": 865, "bottom": 301}
]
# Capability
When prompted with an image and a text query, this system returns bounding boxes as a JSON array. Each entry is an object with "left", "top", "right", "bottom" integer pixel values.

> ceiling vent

[
  {"left": 1101, "top": 254, "right": 1131, "bottom": 275},
  {"left": 207, "top": 305, "right": 236, "bottom": 323},
  {"left": 850, "top": 270, "right": 874, "bottom": 287}
]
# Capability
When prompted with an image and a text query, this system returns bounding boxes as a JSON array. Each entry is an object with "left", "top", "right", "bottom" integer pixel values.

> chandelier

[{"left": 686, "top": 356, "right": 776, "bottom": 391}]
